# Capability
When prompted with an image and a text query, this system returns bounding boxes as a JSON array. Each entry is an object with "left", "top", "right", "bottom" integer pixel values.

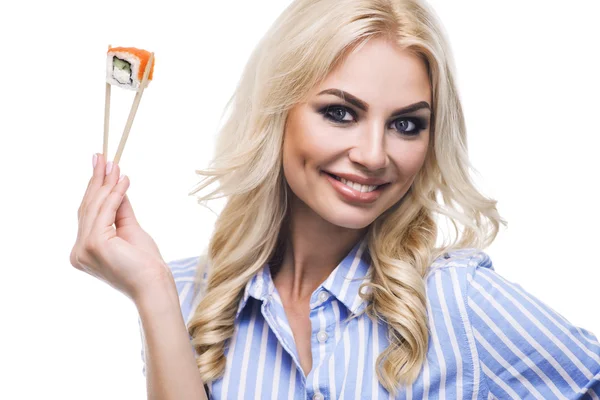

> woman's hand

[{"left": 70, "top": 153, "right": 172, "bottom": 303}]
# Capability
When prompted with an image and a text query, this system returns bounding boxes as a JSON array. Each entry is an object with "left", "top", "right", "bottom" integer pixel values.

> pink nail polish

[
  {"left": 93, "top": 153, "right": 98, "bottom": 169},
  {"left": 106, "top": 161, "right": 113, "bottom": 175}
]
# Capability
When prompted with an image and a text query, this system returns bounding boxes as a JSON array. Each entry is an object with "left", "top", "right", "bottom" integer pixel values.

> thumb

[{"left": 115, "top": 193, "right": 139, "bottom": 229}]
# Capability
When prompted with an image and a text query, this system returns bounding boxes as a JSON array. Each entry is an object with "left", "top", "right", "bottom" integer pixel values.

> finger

[
  {"left": 78, "top": 154, "right": 99, "bottom": 220},
  {"left": 79, "top": 153, "right": 108, "bottom": 221},
  {"left": 81, "top": 160, "right": 122, "bottom": 239},
  {"left": 115, "top": 191, "right": 139, "bottom": 229},
  {"left": 92, "top": 173, "right": 130, "bottom": 237}
]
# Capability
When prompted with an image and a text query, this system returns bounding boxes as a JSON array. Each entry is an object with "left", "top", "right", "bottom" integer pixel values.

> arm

[{"left": 135, "top": 272, "right": 208, "bottom": 400}]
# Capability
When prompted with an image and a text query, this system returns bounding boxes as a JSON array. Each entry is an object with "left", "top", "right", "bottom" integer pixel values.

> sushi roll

[{"left": 106, "top": 46, "right": 155, "bottom": 90}]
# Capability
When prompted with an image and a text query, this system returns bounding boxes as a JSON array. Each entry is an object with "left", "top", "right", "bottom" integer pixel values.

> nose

[{"left": 348, "top": 121, "right": 388, "bottom": 171}]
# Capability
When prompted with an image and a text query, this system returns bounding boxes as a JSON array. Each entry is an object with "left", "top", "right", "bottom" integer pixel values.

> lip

[
  {"left": 323, "top": 171, "right": 388, "bottom": 203},
  {"left": 323, "top": 171, "right": 389, "bottom": 186}
]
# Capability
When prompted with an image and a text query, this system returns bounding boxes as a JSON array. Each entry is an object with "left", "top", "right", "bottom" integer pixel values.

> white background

[{"left": 0, "top": 0, "right": 598, "bottom": 398}]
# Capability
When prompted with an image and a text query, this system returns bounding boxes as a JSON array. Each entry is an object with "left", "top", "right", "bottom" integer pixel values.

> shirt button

[
  {"left": 317, "top": 330, "right": 328, "bottom": 343},
  {"left": 313, "top": 393, "right": 324, "bottom": 400},
  {"left": 318, "top": 291, "right": 329, "bottom": 303}
]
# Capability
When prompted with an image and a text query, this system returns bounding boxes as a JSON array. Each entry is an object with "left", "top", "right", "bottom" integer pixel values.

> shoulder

[
  {"left": 167, "top": 255, "right": 206, "bottom": 280},
  {"left": 427, "top": 247, "right": 491, "bottom": 276},
  {"left": 426, "top": 249, "right": 600, "bottom": 399},
  {"left": 424, "top": 247, "right": 491, "bottom": 299},
  {"left": 421, "top": 248, "right": 489, "bottom": 347},
  {"left": 166, "top": 255, "right": 210, "bottom": 325},
  {"left": 424, "top": 247, "right": 576, "bottom": 335},
  {"left": 422, "top": 248, "right": 488, "bottom": 338}
]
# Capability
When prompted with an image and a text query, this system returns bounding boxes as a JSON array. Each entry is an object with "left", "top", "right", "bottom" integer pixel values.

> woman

[{"left": 71, "top": 0, "right": 600, "bottom": 398}]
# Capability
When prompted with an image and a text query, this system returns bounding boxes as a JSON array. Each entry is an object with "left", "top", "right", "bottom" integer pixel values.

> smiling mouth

[{"left": 323, "top": 172, "right": 390, "bottom": 192}]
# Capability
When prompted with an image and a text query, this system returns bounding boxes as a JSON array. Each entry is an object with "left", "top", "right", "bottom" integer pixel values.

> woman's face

[{"left": 282, "top": 37, "right": 432, "bottom": 229}]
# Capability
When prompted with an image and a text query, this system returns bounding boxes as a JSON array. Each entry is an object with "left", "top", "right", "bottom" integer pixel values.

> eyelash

[{"left": 317, "top": 104, "right": 427, "bottom": 136}]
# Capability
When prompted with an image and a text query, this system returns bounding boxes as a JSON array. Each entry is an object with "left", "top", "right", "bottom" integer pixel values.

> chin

[{"left": 319, "top": 207, "right": 379, "bottom": 230}]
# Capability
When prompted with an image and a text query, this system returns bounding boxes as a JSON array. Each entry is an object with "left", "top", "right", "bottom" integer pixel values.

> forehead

[{"left": 312, "top": 38, "right": 431, "bottom": 108}]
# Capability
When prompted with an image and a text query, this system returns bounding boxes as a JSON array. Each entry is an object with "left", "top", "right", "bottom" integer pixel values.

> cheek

[
  {"left": 282, "top": 138, "right": 299, "bottom": 183},
  {"left": 389, "top": 139, "right": 429, "bottom": 179},
  {"left": 284, "top": 115, "right": 340, "bottom": 171},
  {"left": 282, "top": 128, "right": 309, "bottom": 177},
  {"left": 282, "top": 122, "right": 317, "bottom": 193}
]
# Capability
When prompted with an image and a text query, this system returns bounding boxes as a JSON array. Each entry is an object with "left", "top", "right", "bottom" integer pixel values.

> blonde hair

[{"left": 186, "top": 0, "right": 506, "bottom": 395}]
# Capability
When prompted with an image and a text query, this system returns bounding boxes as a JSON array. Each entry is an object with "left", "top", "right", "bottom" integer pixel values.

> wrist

[{"left": 133, "top": 268, "right": 178, "bottom": 315}]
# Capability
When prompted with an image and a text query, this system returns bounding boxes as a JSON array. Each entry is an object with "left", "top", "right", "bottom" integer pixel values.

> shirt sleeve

[
  {"left": 138, "top": 315, "right": 147, "bottom": 377},
  {"left": 465, "top": 252, "right": 600, "bottom": 399},
  {"left": 138, "top": 256, "right": 207, "bottom": 377}
]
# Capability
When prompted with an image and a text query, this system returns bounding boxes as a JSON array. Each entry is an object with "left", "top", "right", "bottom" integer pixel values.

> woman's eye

[
  {"left": 322, "top": 105, "right": 355, "bottom": 123},
  {"left": 392, "top": 118, "right": 424, "bottom": 136}
]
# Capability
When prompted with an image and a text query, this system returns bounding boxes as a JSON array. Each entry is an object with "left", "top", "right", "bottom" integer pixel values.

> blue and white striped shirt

[{"left": 139, "top": 238, "right": 600, "bottom": 399}]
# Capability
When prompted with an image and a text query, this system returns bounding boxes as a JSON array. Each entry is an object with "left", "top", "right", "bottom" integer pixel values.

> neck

[{"left": 272, "top": 193, "right": 367, "bottom": 303}]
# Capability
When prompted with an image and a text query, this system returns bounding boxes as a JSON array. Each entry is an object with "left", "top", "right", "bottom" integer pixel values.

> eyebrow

[{"left": 317, "top": 88, "right": 431, "bottom": 115}]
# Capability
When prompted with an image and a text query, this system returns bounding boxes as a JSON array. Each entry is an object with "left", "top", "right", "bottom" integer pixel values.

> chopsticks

[
  {"left": 103, "top": 44, "right": 111, "bottom": 161},
  {"left": 103, "top": 44, "right": 155, "bottom": 165}
]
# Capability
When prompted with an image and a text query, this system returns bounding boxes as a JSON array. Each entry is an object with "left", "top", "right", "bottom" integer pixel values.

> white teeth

[{"left": 339, "top": 177, "right": 378, "bottom": 193}]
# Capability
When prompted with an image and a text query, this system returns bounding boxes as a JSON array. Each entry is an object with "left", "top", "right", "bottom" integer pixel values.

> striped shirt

[{"left": 138, "top": 238, "right": 600, "bottom": 399}]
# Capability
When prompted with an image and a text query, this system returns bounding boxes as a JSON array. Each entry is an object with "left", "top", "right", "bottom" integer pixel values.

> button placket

[{"left": 316, "top": 330, "right": 328, "bottom": 343}]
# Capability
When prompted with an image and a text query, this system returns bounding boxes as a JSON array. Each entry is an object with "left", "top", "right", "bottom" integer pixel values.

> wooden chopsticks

[{"left": 103, "top": 44, "right": 154, "bottom": 165}]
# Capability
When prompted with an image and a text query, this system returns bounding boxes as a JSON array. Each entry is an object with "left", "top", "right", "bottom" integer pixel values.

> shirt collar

[
  {"left": 235, "top": 261, "right": 273, "bottom": 319},
  {"left": 320, "top": 236, "right": 371, "bottom": 314},
  {"left": 235, "top": 236, "right": 371, "bottom": 320}
]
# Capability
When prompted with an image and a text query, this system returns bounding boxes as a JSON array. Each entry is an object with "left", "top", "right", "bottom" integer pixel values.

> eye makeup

[{"left": 315, "top": 103, "right": 428, "bottom": 137}]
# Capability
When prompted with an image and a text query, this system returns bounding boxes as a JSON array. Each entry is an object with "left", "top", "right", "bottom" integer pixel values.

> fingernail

[
  {"left": 106, "top": 161, "right": 113, "bottom": 175},
  {"left": 92, "top": 153, "right": 98, "bottom": 169},
  {"left": 118, "top": 174, "right": 125, "bottom": 183}
]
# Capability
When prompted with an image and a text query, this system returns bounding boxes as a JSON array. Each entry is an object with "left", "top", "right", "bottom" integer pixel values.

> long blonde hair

[{"left": 186, "top": 0, "right": 506, "bottom": 395}]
